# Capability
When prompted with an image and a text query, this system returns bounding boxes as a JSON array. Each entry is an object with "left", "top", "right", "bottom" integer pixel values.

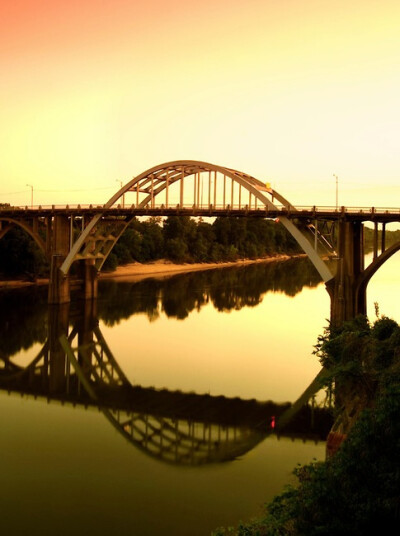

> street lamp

[
  {"left": 333, "top": 174, "right": 338, "bottom": 209},
  {"left": 26, "top": 184, "right": 33, "bottom": 208},
  {"left": 116, "top": 179, "right": 125, "bottom": 208}
]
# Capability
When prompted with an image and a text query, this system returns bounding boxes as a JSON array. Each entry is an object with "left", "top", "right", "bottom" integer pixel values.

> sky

[{"left": 1, "top": 0, "right": 400, "bottom": 209}]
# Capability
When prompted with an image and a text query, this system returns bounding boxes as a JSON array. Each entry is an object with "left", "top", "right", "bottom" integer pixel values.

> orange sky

[{"left": 1, "top": 0, "right": 400, "bottom": 208}]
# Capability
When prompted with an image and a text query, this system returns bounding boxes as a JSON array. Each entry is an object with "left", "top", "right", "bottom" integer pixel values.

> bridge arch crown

[
  {"left": 106, "top": 160, "right": 281, "bottom": 213},
  {"left": 60, "top": 160, "right": 334, "bottom": 284}
]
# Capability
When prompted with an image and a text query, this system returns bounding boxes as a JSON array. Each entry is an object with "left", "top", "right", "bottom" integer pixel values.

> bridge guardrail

[{"left": 1, "top": 204, "right": 400, "bottom": 215}]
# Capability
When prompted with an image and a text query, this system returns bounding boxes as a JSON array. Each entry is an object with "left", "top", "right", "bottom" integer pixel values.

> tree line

[
  {"left": 106, "top": 215, "right": 301, "bottom": 269},
  {"left": 364, "top": 225, "right": 400, "bottom": 250},
  {"left": 0, "top": 216, "right": 301, "bottom": 277},
  {"left": 1, "top": 216, "right": 399, "bottom": 278}
]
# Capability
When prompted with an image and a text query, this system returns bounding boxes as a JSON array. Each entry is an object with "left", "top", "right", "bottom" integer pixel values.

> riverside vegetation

[
  {"left": 0, "top": 215, "right": 304, "bottom": 278},
  {"left": 1, "top": 216, "right": 399, "bottom": 280},
  {"left": 213, "top": 314, "right": 400, "bottom": 535}
]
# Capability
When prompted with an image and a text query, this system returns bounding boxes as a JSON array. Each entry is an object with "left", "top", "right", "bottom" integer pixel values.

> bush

[{"left": 214, "top": 316, "right": 400, "bottom": 535}]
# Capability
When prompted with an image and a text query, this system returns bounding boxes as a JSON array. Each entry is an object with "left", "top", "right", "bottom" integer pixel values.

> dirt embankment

[
  {"left": 98, "top": 255, "right": 296, "bottom": 283},
  {"left": 0, "top": 254, "right": 301, "bottom": 289}
]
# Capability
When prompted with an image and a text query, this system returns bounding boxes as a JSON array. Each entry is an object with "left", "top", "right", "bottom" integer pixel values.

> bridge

[
  {"left": 0, "top": 302, "right": 332, "bottom": 466},
  {"left": 1, "top": 160, "right": 400, "bottom": 324}
]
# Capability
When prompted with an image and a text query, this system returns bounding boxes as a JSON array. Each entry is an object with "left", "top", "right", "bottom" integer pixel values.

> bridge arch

[
  {"left": 357, "top": 241, "right": 400, "bottom": 303},
  {"left": 60, "top": 160, "right": 333, "bottom": 282},
  {"left": 0, "top": 217, "right": 46, "bottom": 254}
]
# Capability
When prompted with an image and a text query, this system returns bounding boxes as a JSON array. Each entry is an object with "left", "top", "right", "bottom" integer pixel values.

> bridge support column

[
  {"left": 326, "top": 221, "right": 366, "bottom": 326},
  {"left": 75, "top": 259, "right": 98, "bottom": 300},
  {"left": 49, "top": 254, "right": 70, "bottom": 304},
  {"left": 48, "top": 215, "right": 71, "bottom": 304},
  {"left": 82, "top": 259, "right": 98, "bottom": 300}
]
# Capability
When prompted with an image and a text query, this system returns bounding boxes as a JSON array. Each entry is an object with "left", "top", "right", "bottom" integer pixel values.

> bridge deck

[{"left": 2, "top": 204, "right": 400, "bottom": 222}]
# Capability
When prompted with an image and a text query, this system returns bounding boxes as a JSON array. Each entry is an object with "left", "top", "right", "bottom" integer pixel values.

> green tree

[
  {"left": 165, "top": 237, "right": 188, "bottom": 262},
  {"left": 0, "top": 226, "right": 48, "bottom": 278},
  {"left": 214, "top": 316, "right": 400, "bottom": 535}
]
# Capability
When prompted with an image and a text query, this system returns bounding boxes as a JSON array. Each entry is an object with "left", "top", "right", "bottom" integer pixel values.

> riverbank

[
  {"left": 99, "top": 254, "right": 298, "bottom": 283},
  {"left": 0, "top": 255, "right": 304, "bottom": 289},
  {"left": 0, "top": 254, "right": 301, "bottom": 289}
]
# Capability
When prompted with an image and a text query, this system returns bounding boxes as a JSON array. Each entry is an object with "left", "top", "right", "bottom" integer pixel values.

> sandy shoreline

[
  {"left": 99, "top": 255, "right": 295, "bottom": 283},
  {"left": 0, "top": 255, "right": 299, "bottom": 289}
]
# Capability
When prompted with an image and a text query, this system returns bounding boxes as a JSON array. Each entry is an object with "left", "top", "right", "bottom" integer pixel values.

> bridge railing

[
  {"left": 1, "top": 204, "right": 400, "bottom": 215},
  {"left": 295, "top": 206, "right": 400, "bottom": 215}
]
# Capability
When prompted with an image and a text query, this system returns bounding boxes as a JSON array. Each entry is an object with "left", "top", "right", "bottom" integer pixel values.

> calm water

[{"left": 0, "top": 254, "right": 398, "bottom": 535}]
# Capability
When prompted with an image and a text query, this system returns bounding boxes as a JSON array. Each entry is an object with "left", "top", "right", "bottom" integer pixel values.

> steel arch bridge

[
  {"left": 1, "top": 159, "right": 400, "bottom": 323},
  {"left": 59, "top": 160, "right": 333, "bottom": 282}
]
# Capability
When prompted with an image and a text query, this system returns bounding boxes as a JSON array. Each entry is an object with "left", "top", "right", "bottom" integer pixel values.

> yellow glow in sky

[{"left": 1, "top": 0, "right": 400, "bottom": 207}]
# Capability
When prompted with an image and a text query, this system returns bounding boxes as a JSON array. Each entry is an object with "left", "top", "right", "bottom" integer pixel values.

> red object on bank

[{"left": 270, "top": 416, "right": 276, "bottom": 429}]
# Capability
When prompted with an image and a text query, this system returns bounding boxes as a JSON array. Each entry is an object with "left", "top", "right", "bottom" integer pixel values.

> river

[{"left": 0, "top": 253, "right": 397, "bottom": 535}]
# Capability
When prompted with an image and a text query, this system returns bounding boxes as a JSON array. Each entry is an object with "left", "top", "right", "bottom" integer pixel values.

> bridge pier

[
  {"left": 49, "top": 258, "right": 99, "bottom": 304},
  {"left": 47, "top": 215, "right": 99, "bottom": 304},
  {"left": 326, "top": 221, "right": 366, "bottom": 326},
  {"left": 48, "top": 254, "right": 71, "bottom": 304},
  {"left": 48, "top": 215, "right": 71, "bottom": 304},
  {"left": 80, "top": 259, "right": 98, "bottom": 301},
  {"left": 48, "top": 303, "right": 70, "bottom": 393}
]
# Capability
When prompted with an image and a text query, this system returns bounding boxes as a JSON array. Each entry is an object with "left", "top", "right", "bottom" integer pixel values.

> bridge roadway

[{"left": 2, "top": 203, "right": 400, "bottom": 223}]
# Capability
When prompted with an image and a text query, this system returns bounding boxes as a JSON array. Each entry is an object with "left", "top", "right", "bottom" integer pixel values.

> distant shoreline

[{"left": 0, "top": 254, "right": 304, "bottom": 289}]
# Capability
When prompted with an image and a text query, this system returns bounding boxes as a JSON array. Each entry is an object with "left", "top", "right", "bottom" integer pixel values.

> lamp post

[
  {"left": 333, "top": 174, "right": 338, "bottom": 209},
  {"left": 116, "top": 179, "right": 125, "bottom": 208},
  {"left": 26, "top": 184, "right": 33, "bottom": 208}
]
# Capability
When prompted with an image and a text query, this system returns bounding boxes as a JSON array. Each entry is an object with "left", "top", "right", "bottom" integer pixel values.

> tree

[
  {"left": 0, "top": 226, "right": 48, "bottom": 278},
  {"left": 165, "top": 237, "right": 188, "bottom": 262},
  {"left": 214, "top": 316, "right": 400, "bottom": 535}
]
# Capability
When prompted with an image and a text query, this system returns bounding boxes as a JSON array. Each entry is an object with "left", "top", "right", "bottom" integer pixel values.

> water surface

[{"left": 2, "top": 254, "right": 397, "bottom": 535}]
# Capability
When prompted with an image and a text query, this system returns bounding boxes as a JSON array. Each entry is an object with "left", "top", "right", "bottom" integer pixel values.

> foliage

[
  {"left": 0, "top": 287, "right": 48, "bottom": 359},
  {"left": 314, "top": 315, "right": 400, "bottom": 401},
  {"left": 110, "top": 216, "right": 302, "bottom": 267},
  {"left": 0, "top": 226, "right": 48, "bottom": 278},
  {"left": 0, "top": 216, "right": 303, "bottom": 277},
  {"left": 3, "top": 219, "right": 400, "bottom": 278},
  {"left": 364, "top": 226, "right": 400, "bottom": 251},
  {"left": 214, "top": 316, "right": 400, "bottom": 535}
]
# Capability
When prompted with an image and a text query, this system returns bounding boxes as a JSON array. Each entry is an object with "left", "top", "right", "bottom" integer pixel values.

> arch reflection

[{"left": 0, "top": 299, "right": 332, "bottom": 466}]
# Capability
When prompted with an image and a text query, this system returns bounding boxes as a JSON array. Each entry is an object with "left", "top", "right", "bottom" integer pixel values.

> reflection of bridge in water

[{"left": 0, "top": 302, "right": 332, "bottom": 466}]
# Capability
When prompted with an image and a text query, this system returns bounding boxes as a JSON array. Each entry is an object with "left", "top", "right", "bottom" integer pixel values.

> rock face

[
  {"left": 326, "top": 430, "right": 347, "bottom": 458},
  {"left": 325, "top": 381, "right": 373, "bottom": 458}
]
